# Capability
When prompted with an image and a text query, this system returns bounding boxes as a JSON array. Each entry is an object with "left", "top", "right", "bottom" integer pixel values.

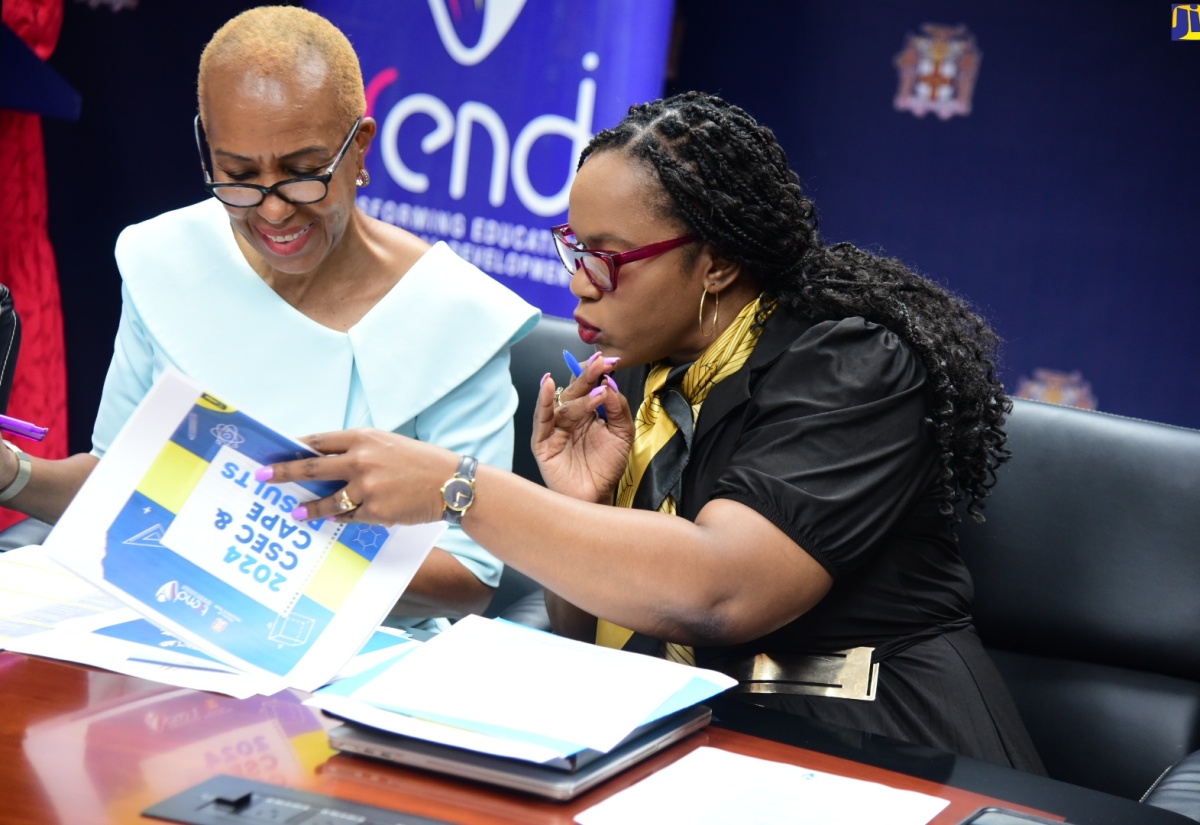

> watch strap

[{"left": 0, "top": 439, "right": 32, "bottom": 503}]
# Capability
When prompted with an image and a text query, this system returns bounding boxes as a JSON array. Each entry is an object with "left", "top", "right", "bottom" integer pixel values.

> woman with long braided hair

[{"left": 260, "top": 91, "right": 1043, "bottom": 772}]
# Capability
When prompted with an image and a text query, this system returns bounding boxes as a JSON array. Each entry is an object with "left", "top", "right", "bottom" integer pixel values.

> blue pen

[{"left": 562, "top": 350, "right": 607, "bottom": 421}]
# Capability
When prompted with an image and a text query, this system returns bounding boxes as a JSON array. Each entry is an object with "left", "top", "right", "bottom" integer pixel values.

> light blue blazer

[{"left": 95, "top": 199, "right": 540, "bottom": 627}]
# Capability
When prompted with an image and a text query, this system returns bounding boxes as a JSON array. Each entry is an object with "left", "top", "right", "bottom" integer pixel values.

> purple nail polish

[
  {"left": 586, "top": 351, "right": 602, "bottom": 365},
  {"left": 589, "top": 386, "right": 605, "bottom": 398},
  {"left": 603, "top": 356, "right": 621, "bottom": 366},
  {"left": 604, "top": 375, "right": 619, "bottom": 393},
  {"left": 539, "top": 372, "right": 551, "bottom": 387},
  {"left": 291, "top": 505, "right": 308, "bottom": 520},
  {"left": 254, "top": 466, "right": 274, "bottom": 482}
]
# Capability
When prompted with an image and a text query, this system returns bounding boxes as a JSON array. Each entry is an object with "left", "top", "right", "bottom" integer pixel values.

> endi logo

[{"left": 428, "top": 0, "right": 528, "bottom": 66}]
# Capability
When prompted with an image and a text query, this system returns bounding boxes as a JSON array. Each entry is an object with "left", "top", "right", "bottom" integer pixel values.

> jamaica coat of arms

[{"left": 894, "top": 24, "right": 982, "bottom": 121}]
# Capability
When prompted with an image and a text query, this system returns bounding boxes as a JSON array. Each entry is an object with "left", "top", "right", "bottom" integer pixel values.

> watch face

[{"left": 442, "top": 477, "right": 474, "bottom": 512}]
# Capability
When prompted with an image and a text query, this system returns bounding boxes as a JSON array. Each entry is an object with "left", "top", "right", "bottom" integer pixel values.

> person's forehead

[
  {"left": 570, "top": 152, "right": 672, "bottom": 238},
  {"left": 576, "top": 153, "right": 661, "bottom": 204},
  {"left": 202, "top": 71, "right": 341, "bottom": 140},
  {"left": 202, "top": 53, "right": 331, "bottom": 109}
]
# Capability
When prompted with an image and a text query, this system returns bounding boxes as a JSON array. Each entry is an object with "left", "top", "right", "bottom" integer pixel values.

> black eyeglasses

[
  {"left": 194, "top": 115, "right": 363, "bottom": 208},
  {"left": 550, "top": 224, "right": 696, "bottom": 292}
]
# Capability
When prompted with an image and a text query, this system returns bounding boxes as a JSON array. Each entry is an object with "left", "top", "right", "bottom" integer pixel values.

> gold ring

[
  {"left": 554, "top": 387, "right": 565, "bottom": 406},
  {"left": 337, "top": 489, "right": 359, "bottom": 513}
]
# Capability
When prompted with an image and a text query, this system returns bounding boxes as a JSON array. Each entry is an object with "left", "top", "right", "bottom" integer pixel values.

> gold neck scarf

[{"left": 597, "top": 295, "right": 776, "bottom": 658}]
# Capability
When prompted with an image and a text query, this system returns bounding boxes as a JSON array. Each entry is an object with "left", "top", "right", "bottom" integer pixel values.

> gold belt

[{"left": 720, "top": 647, "right": 879, "bottom": 701}]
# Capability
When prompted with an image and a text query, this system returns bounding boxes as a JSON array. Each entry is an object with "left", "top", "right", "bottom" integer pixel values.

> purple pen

[{"left": 0, "top": 414, "right": 49, "bottom": 442}]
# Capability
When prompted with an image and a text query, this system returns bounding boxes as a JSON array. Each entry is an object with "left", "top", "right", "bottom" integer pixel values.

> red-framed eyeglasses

[{"left": 550, "top": 224, "right": 697, "bottom": 292}]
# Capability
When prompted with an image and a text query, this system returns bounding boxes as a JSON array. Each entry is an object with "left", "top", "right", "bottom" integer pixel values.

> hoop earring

[
  {"left": 356, "top": 168, "right": 371, "bottom": 188},
  {"left": 699, "top": 288, "right": 719, "bottom": 337}
]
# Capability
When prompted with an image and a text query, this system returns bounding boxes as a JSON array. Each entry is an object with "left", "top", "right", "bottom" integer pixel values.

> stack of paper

[
  {"left": 307, "top": 614, "right": 737, "bottom": 763},
  {"left": 0, "top": 368, "right": 443, "bottom": 697}
]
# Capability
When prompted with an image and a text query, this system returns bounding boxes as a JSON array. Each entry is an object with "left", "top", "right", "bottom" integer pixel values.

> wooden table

[{"left": 0, "top": 652, "right": 1186, "bottom": 825}]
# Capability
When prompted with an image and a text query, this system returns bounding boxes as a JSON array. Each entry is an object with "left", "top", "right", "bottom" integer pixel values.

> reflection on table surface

[
  {"left": 15, "top": 663, "right": 330, "bottom": 823},
  {"left": 5, "top": 652, "right": 708, "bottom": 825},
  {"left": 2, "top": 652, "right": 1182, "bottom": 825}
]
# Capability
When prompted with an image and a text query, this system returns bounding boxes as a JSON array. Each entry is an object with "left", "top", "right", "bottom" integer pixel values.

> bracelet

[{"left": 0, "top": 439, "right": 32, "bottom": 503}]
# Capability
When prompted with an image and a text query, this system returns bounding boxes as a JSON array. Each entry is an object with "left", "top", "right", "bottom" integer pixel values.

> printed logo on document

[
  {"left": 1172, "top": 5, "right": 1200, "bottom": 40},
  {"left": 155, "top": 580, "right": 212, "bottom": 616},
  {"left": 428, "top": 0, "right": 527, "bottom": 65}
]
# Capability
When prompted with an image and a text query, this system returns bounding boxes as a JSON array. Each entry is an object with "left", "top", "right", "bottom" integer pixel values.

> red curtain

[{"left": 0, "top": 0, "right": 69, "bottom": 529}]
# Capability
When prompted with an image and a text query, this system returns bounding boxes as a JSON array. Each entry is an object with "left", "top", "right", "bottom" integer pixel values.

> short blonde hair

[{"left": 197, "top": 5, "right": 365, "bottom": 128}]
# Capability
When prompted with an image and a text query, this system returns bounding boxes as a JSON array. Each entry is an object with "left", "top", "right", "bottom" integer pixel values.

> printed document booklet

[
  {"left": 44, "top": 367, "right": 444, "bottom": 691},
  {"left": 309, "top": 615, "right": 736, "bottom": 759}
]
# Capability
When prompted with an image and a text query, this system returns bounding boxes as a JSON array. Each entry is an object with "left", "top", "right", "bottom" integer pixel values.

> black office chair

[
  {"left": 482, "top": 314, "right": 588, "bottom": 628},
  {"left": 0, "top": 284, "right": 52, "bottom": 551},
  {"left": 1144, "top": 752, "right": 1200, "bottom": 821},
  {"left": 958, "top": 399, "right": 1200, "bottom": 804},
  {"left": 0, "top": 284, "right": 21, "bottom": 414}
]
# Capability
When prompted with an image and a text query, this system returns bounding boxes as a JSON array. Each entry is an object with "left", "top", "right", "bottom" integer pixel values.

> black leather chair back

[
  {"left": 959, "top": 398, "right": 1200, "bottom": 799},
  {"left": 0, "top": 284, "right": 22, "bottom": 414},
  {"left": 0, "top": 285, "right": 47, "bottom": 552},
  {"left": 484, "top": 315, "right": 590, "bottom": 621},
  {"left": 507, "top": 315, "right": 591, "bottom": 489}
]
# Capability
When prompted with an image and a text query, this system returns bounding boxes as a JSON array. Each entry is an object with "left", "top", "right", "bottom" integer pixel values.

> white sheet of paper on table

[
  {"left": 0, "top": 531, "right": 420, "bottom": 699},
  {"left": 0, "top": 544, "right": 124, "bottom": 641},
  {"left": 574, "top": 745, "right": 950, "bottom": 825}
]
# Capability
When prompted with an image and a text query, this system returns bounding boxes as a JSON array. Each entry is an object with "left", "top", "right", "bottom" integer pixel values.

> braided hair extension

[{"left": 579, "top": 91, "right": 1010, "bottom": 524}]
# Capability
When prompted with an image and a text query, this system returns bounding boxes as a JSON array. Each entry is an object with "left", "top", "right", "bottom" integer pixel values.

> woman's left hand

[
  {"left": 256, "top": 428, "right": 455, "bottom": 525},
  {"left": 532, "top": 358, "right": 634, "bottom": 503}
]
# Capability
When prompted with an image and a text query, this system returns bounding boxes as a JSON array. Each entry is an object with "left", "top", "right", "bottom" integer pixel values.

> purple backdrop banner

[{"left": 307, "top": 0, "right": 675, "bottom": 319}]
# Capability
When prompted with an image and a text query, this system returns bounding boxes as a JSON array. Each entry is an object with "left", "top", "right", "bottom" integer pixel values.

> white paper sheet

[
  {"left": 309, "top": 690, "right": 576, "bottom": 763},
  {"left": 0, "top": 546, "right": 420, "bottom": 698},
  {"left": 574, "top": 746, "right": 951, "bottom": 825},
  {"left": 7, "top": 628, "right": 285, "bottom": 698},
  {"left": 314, "top": 614, "right": 736, "bottom": 755},
  {"left": 42, "top": 368, "right": 443, "bottom": 691},
  {"left": 0, "top": 544, "right": 124, "bottom": 640}
]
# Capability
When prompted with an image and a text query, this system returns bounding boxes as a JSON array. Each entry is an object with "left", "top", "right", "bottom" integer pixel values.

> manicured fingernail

[
  {"left": 586, "top": 351, "right": 602, "bottom": 365},
  {"left": 604, "top": 375, "right": 619, "bottom": 392},
  {"left": 255, "top": 466, "right": 274, "bottom": 481},
  {"left": 589, "top": 386, "right": 605, "bottom": 398},
  {"left": 539, "top": 372, "right": 551, "bottom": 387},
  {"left": 603, "top": 356, "right": 620, "bottom": 366},
  {"left": 291, "top": 505, "right": 308, "bottom": 520}
]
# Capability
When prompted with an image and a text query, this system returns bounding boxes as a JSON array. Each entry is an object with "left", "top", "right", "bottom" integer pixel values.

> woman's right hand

[{"left": 532, "top": 356, "right": 634, "bottom": 503}]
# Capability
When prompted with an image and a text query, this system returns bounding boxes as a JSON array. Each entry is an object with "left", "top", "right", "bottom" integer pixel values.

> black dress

[{"left": 618, "top": 308, "right": 1045, "bottom": 775}]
